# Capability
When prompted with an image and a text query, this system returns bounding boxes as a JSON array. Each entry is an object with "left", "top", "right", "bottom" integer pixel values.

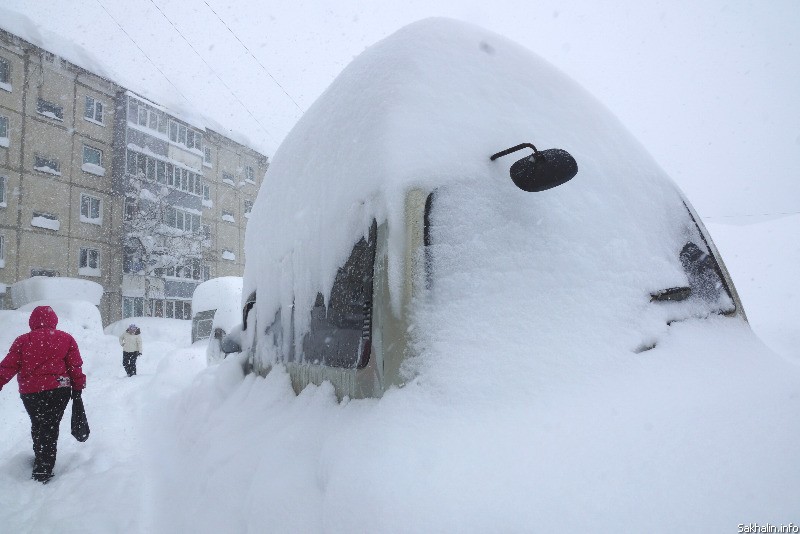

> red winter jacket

[{"left": 0, "top": 306, "right": 86, "bottom": 394}]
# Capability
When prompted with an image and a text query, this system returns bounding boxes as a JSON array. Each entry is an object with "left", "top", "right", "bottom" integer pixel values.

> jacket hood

[{"left": 29, "top": 305, "right": 58, "bottom": 330}]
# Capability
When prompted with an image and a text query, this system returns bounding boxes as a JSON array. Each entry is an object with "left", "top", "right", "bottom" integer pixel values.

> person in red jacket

[{"left": 0, "top": 305, "right": 86, "bottom": 483}]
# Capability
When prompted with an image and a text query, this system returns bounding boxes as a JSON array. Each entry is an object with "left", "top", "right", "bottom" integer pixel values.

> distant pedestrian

[
  {"left": 119, "top": 324, "right": 142, "bottom": 376},
  {"left": 0, "top": 306, "right": 87, "bottom": 483}
]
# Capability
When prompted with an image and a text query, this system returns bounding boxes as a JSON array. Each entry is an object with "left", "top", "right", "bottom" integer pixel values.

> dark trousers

[
  {"left": 123, "top": 351, "right": 140, "bottom": 376},
  {"left": 20, "top": 387, "right": 71, "bottom": 480}
]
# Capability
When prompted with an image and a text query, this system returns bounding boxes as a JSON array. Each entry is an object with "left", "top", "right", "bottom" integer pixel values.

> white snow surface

[
  {"left": 30, "top": 215, "right": 60, "bottom": 230},
  {"left": 80, "top": 163, "right": 105, "bottom": 177},
  {"left": 10, "top": 277, "right": 103, "bottom": 308},
  {"left": 246, "top": 18, "right": 698, "bottom": 362},
  {"left": 17, "top": 300, "right": 102, "bottom": 333},
  {"left": 191, "top": 277, "right": 243, "bottom": 334},
  {"left": 0, "top": 219, "right": 797, "bottom": 532}
]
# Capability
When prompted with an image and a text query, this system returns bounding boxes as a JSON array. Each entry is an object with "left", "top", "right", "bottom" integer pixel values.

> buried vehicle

[
  {"left": 224, "top": 18, "right": 747, "bottom": 400},
  {"left": 190, "top": 276, "right": 243, "bottom": 364}
]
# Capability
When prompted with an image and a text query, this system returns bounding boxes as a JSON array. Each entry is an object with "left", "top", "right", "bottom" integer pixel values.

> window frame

[
  {"left": 79, "top": 193, "right": 102, "bottom": 225},
  {"left": 79, "top": 247, "right": 101, "bottom": 278},
  {"left": 0, "top": 175, "right": 6, "bottom": 207},
  {"left": 0, "top": 234, "right": 5, "bottom": 268},
  {"left": 0, "top": 57, "right": 10, "bottom": 86},
  {"left": 79, "top": 246, "right": 100, "bottom": 270},
  {"left": 84, "top": 95, "right": 104, "bottom": 125},
  {"left": 0, "top": 115, "right": 8, "bottom": 140},
  {"left": 82, "top": 144, "right": 103, "bottom": 167}
]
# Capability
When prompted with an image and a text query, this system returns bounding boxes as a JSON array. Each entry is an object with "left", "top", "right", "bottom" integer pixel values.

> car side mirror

[
  {"left": 491, "top": 143, "right": 578, "bottom": 192},
  {"left": 220, "top": 324, "right": 243, "bottom": 354}
]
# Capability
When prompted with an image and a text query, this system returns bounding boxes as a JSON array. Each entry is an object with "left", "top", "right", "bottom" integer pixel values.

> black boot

[{"left": 32, "top": 471, "right": 54, "bottom": 484}]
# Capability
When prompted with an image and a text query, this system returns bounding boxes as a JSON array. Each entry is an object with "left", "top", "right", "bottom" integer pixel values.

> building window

[
  {"left": 124, "top": 197, "right": 137, "bottom": 220},
  {"left": 0, "top": 57, "right": 10, "bottom": 88},
  {"left": 79, "top": 247, "right": 100, "bottom": 276},
  {"left": 36, "top": 98, "right": 64, "bottom": 121},
  {"left": 222, "top": 210, "right": 235, "bottom": 223},
  {"left": 222, "top": 172, "right": 234, "bottom": 185},
  {"left": 80, "top": 193, "right": 102, "bottom": 225},
  {"left": 0, "top": 115, "right": 8, "bottom": 147},
  {"left": 0, "top": 234, "right": 4, "bottom": 268},
  {"left": 34, "top": 155, "right": 61, "bottom": 175},
  {"left": 83, "top": 145, "right": 102, "bottom": 166},
  {"left": 203, "top": 147, "right": 212, "bottom": 165},
  {"left": 202, "top": 265, "right": 210, "bottom": 281},
  {"left": 0, "top": 175, "right": 6, "bottom": 207},
  {"left": 123, "top": 296, "right": 144, "bottom": 318},
  {"left": 244, "top": 200, "right": 253, "bottom": 218},
  {"left": 166, "top": 206, "right": 200, "bottom": 232},
  {"left": 84, "top": 96, "right": 104, "bottom": 124},
  {"left": 82, "top": 145, "right": 105, "bottom": 176},
  {"left": 31, "top": 269, "right": 58, "bottom": 277},
  {"left": 186, "top": 130, "right": 202, "bottom": 150},
  {"left": 202, "top": 184, "right": 210, "bottom": 202},
  {"left": 245, "top": 166, "right": 255, "bottom": 183}
]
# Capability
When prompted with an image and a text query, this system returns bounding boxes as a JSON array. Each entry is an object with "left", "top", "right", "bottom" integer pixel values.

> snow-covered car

[
  {"left": 190, "top": 277, "right": 243, "bottom": 364},
  {"left": 225, "top": 18, "right": 750, "bottom": 400}
]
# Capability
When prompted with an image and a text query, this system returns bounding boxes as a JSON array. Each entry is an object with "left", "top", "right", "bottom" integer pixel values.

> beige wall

[
  {"left": 0, "top": 47, "right": 25, "bottom": 111},
  {"left": 0, "top": 35, "right": 123, "bottom": 317}
]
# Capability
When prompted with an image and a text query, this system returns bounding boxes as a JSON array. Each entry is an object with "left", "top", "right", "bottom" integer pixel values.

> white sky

[{"left": 2, "top": 0, "right": 798, "bottom": 218}]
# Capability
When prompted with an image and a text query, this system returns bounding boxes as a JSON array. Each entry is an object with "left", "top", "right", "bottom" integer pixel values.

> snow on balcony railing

[
  {"left": 78, "top": 266, "right": 101, "bottom": 277},
  {"left": 81, "top": 162, "right": 106, "bottom": 176},
  {"left": 33, "top": 165, "right": 61, "bottom": 176},
  {"left": 80, "top": 214, "right": 102, "bottom": 225},
  {"left": 37, "top": 110, "right": 63, "bottom": 121},
  {"left": 31, "top": 215, "right": 60, "bottom": 231}
]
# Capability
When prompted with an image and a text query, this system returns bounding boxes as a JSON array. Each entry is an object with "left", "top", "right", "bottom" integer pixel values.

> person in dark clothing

[{"left": 0, "top": 306, "right": 87, "bottom": 483}]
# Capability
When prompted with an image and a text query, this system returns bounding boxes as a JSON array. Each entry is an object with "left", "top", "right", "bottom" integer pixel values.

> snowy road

[
  {"left": 0, "top": 216, "right": 798, "bottom": 533},
  {"left": 0, "top": 319, "right": 205, "bottom": 533}
]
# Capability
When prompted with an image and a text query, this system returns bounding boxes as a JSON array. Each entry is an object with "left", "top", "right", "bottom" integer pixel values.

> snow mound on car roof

[{"left": 245, "top": 17, "right": 688, "bottom": 351}]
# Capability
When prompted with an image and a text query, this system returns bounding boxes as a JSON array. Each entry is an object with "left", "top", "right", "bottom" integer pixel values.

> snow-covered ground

[{"left": 0, "top": 215, "right": 796, "bottom": 533}]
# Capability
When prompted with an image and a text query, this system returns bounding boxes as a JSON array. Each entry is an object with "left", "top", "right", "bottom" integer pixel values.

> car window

[{"left": 302, "top": 221, "right": 377, "bottom": 368}]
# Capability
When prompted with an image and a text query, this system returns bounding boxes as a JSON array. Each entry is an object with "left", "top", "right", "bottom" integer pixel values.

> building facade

[
  {"left": 116, "top": 92, "right": 267, "bottom": 321},
  {"left": 0, "top": 29, "right": 268, "bottom": 325}
]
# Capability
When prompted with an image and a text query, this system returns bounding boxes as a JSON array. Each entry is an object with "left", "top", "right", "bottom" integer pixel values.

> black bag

[{"left": 71, "top": 395, "right": 90, "bottom": 442}]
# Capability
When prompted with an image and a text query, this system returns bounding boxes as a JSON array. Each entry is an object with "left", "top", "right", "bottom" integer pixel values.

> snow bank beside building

[
  {"left": 18, "top": 299, "right": 102, "bottom": 332},
  {"left": 10, "top": 277, "right": 103, "bottom": 308}
]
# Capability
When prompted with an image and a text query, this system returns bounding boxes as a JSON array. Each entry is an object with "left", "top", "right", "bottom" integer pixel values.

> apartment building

[
  {"left": 117, "top": 93, "right": 268, "bottom": 321},
  {"left": 0, "top": 29, "right": 268, "bottom": 325},
  {"left": 0, "top": 29, "right": 123, "bottom": 321}
]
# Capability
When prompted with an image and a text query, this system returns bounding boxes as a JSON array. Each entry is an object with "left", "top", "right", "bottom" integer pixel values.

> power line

[
  {"left": 703, "top": 210, "right": 800, "bottom": 219},
  {"left": 146, "top": 0, "right": 281, "bottom": 147},
  {"left": 202, "top": 0, "right": 305, "bottom": 115},
  {"left": 94, "top": 0, "right": 193, "bottom": 107}
]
